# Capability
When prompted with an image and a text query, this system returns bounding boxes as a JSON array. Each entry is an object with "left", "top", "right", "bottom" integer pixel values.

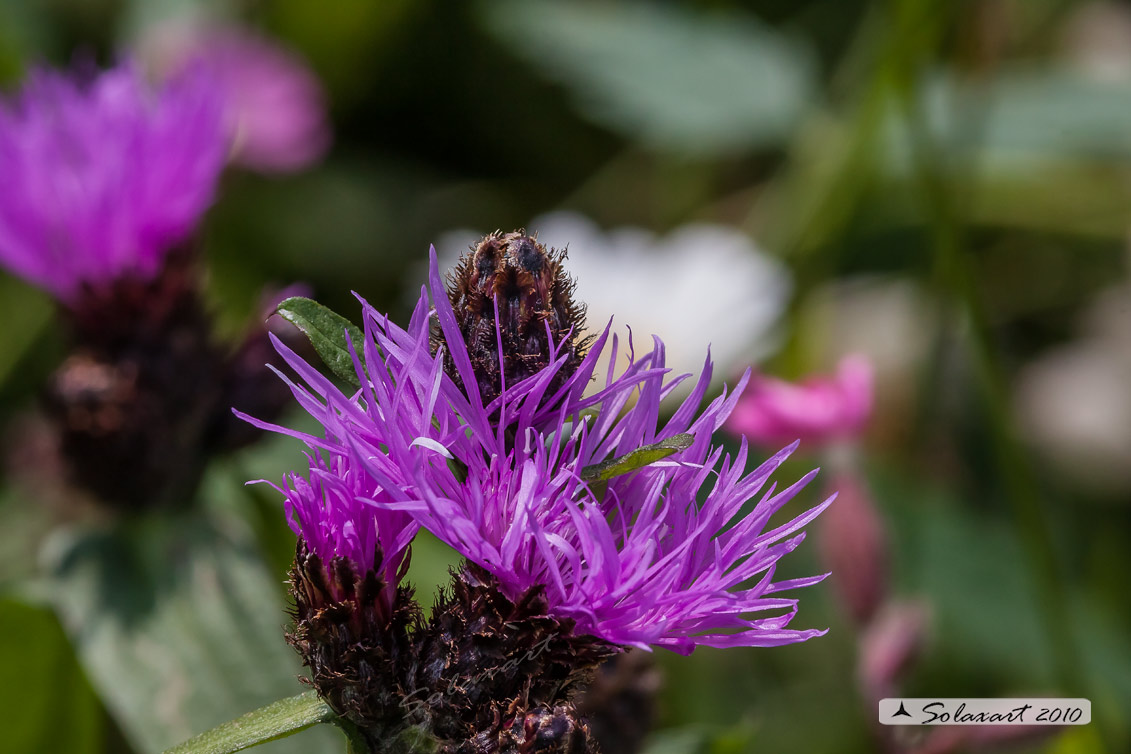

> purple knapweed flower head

[
  {"left": 725, "top": 355, "right": 874, "bottom": 448},
  {"left": 0, "top": 61, "right": 226, "bottom": 303},
  {"left": 257, "top": 241, "right": 831, "bottom": 656},
  {"left": 139, "top": 21, "right": 331, "bottom": 173},
  {"left": 407, "top": 248, "right": 831, "bottom": 653}
]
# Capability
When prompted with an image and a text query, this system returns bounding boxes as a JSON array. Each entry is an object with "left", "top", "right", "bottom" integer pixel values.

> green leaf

[
  {"left": 0, "top": 597, "right": 103, "bottom": 754},
  {"left": 163, "top": 691, "right": 335, "bottom": 754},
  {"left": 276, "top": 296, "right": 366, "bottom": 387},
  {"left": 42, "top": 515, "right": 341, "bottom": 754},
  {"left": 480, "top": 0, "right": 815, "bottom": 155},
  {"left": 580, "top": 433, "right": 695, "bottom": 482},
  {"left": 641, "top": 721, "right": 756, "bottom": 754}
]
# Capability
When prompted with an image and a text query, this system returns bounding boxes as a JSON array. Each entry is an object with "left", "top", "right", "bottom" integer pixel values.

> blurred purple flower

[
  {"left": 140, "top": 22, "right": 331, "bottom": 173},
  {"left": 0, "top": 62, "right": 226, "bottom": 302},
  {"left": 726, "top": 355, "right": 873, "bottom": 447},
  {"left": 253, "top": 248, "right": 831, "bottom": 654}
]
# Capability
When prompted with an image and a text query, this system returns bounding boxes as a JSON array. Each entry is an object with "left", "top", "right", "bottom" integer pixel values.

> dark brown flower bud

[
  {"left": 412, "top": 565, "right": 615, "bottom": 746},
  {"left": 288, "top": 541, "right": 421, "bottom": 747},
  {"left": 43, "top": 252, "right": 224, "bottom": 509},
  {"left": 38, "top": 250, "right": 304, "bottom": 510},
  {"left": 455, "top": 702, "right": 596, "bottom": 754},
  {"left": 442, "top": 232, "right": 589, "bottom": 410}
]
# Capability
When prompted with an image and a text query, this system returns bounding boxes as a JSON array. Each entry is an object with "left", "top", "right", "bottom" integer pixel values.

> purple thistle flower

[
  {"left": 238, "top": 329, "right": 423, "bottom": 590},
  {"left": 255, "top": 246, "right": 830, "bottom": 655},
  {"left": 0, "top": 61, "right": 226, "bottom": 302}
]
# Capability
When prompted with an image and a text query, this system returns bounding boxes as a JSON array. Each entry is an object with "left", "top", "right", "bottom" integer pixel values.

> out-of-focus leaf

[
  {"left": 480, "top": 0, "right": 815, "bottom": 155},
  {"left": 0, "top": 3, "right": 50, "bottom": 83},
  {"left": 276, "top": 296, "right": 365, "bottom": 387},
  {"left": 886, "top": 67, "right": 1131, "bottom": 171},
  {"left": 0, "top": 275, "right": 53, "bottom": 389},
  {"left": 929, "top": 68, "right": 1131, "bottom": 164},
  {"left": 0, "top": 597, "right": 103, "bottom": 754},
  {"left": 42, "top": 515, "right": 340, "bottom": 754},
  {"left": 581, "top": 433, "right": 694, "bottom": 481},
  {"left": 642, "top": 721, "right": 756, "bottom": 754},
  {"left": 162, "top": 690, "right": 335, "bottom": 754}
]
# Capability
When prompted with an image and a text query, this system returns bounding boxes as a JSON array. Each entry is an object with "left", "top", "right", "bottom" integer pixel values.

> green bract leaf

[
  {"left": 276, "top": 296, "right": 365, "bottom": 388},
  {"left": 581, "top": 433, "right": 695, "bottom": 482},
  {"left": 42, "top": 516, "right": 341, "bottom": 754},
  {"left": 162, "top": 691, "right": 334, "bottom": 754},
  {"left": 480, "top": 0, "right": 815, "bottom": 155}
]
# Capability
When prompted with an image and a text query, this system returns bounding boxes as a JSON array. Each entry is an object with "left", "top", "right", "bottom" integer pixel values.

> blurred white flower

[
  {"left": 1015, "top": 284, "right": 1131, "bottom": 494},
  {"left": 797, "top": 276, "right": 938, "bottom": 438},
  {"left": 1061, "top": 1, "right": 1131, "bottom": 82},
  {"left": 433, "top": 211, "right": 791, "bottom": 387}
]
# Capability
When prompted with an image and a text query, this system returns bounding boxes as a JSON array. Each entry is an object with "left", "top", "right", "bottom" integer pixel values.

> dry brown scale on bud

[
  {"left": 442, "top": 232, "right": 590, "bottom": 412},
  {"left": 411, "top": 566, "right": 616, "bottom": 750},
  {"left": 287, "top": 541, "right": 421, "bottom": 747},
  {"left": 455, "top": 702, "right": 597, "bottom": 754}
]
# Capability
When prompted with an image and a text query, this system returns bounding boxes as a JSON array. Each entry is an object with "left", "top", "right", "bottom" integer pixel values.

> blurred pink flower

[
  {"left": 819, "top": 471, "right": 889, "bottom": 625},
  {"left": 725, "top": 355, "right": 874, "bottom": 447},
  {"left": 140, "top": 22, "right": 331, "bottom": 173},
  {"left": 857, "top": 600, "right": 930, "bottom": 703}
]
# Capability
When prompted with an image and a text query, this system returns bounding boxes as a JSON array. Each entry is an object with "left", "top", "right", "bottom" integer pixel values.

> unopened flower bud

[
  {"left": 858, "top": 600, "right": 930, "bottom": 702},
  {"left": 44, "top": 254, "right": 224, "bottom": 509},
  {"left": 818, "top": 470, "right": 890, "bottom": 625},
  {"left": 443, "top": 232, "right": 588, "bottom": 410},
  {"left": 414, "top": 566, "right": 615, "bottom": 746}
]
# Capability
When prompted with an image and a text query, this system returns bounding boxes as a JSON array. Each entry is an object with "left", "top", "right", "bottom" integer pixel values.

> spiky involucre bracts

[
  {"left": 410, "top": 565, "right": 615, "bottom": 747},
  {"left": 443, "top": 232, "right": 588, "bottom": 414},
  {"left": 288, "top": 542, "right": 421, "bottom": 743}
]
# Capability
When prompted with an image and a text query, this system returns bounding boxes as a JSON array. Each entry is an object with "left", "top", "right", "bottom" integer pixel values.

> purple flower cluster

[
  {"left": 257, "top": 248, "right": 830, "bottom": 654},
  {"left": 0, "top": 62, "right": 226, "bottom": 302}
]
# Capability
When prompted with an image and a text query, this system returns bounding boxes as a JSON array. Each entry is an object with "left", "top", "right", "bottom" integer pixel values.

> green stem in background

[
  {"left": 888, "top": 0, "right": 1099, "bottom": 742},
  {"left": 748, "top": 5, "right": 894, "bottom": 376}
]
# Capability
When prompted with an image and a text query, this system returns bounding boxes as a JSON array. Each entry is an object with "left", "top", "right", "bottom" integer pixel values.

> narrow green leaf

[
  {"left": 163, "top": 691, "right": 335, "bottom": 754},
  {"left": 580, "top": 433, "right": 695, "bottom": 482},
  {"left": 276, "top": 297, "right": 365, "bottom": 387}
]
